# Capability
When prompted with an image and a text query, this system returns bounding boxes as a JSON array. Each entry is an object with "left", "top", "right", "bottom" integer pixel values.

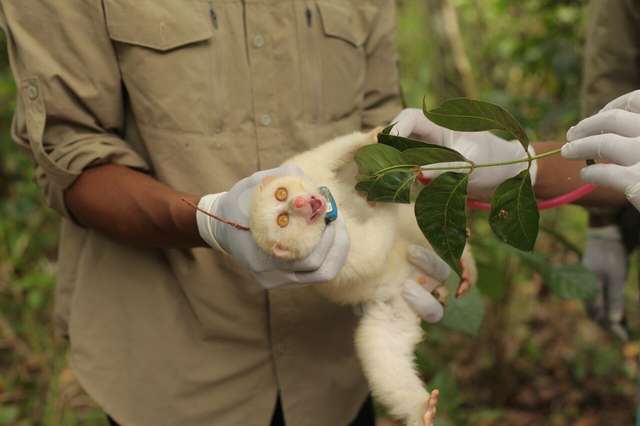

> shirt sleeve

[
  {"left": 360, "top": 0, "right": 404, "bottom": 130},
  {"left": 0, "top": 0, "right": 150, "bottom": 218},
  {"left": 582, "top": 0, "right": 640, "bottom": 116}
]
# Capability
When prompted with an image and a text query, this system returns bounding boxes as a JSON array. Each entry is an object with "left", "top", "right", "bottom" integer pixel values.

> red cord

[{"left": 466, "top": 184, "right": 597, "bottom": 211}]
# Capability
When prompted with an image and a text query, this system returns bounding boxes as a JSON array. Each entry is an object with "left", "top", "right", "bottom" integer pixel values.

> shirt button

[
  {"left": 253, "top": 34, "right": 265, "bottom": 48},
  {"left": 260, "top": 114, "right": 272, "bottom": 127},
  {"left": 27, "top": 84, "right": 39, "bottom": 100}
]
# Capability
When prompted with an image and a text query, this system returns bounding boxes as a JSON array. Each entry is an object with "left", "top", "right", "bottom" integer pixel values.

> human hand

[
  {"left": 402, "top": 245, "right": 452, "bottom": 323},
  {"left": 583, "top": 225, "right": 629, "bottom": 341},
  {"left": 196, "top": 165, "right": 350, "bottom": 289},
  {"left": 563, "top": 90, "right": 640, "bottom": 211},
  {"left": 392, "top": 108, "right": 537, "bottom": 198}
]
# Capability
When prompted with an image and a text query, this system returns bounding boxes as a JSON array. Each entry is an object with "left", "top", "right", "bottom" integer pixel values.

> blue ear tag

[{"left": 318, "top": 186, "right": 338, "bottom": 224}]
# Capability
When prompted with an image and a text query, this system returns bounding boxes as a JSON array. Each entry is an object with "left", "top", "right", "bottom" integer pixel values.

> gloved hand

[
  {"left": 196, "top": 164, "right": 350, "bottom": 289},
  {"left": 562, "top": 90, "right": 640, "bottom": 211},
  {"left": 583, "top": 225, "right": 629, "bottom": 341},
  {"left": 392, "top": 108, "right": 537, "bottom": 198},
  {"left": 402, "top": 244, "right": 452, "bottom": 323}
]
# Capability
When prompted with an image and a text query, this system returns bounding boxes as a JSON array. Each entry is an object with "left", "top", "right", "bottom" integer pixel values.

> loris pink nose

[
  {"left": 294, "top": 196, "right": 306, "bottom": 209},
  {"left": 293, "top": 195, "right": 326, "bottom": 223}
]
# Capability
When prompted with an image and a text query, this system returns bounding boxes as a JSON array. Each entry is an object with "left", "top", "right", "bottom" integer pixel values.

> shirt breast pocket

[
  {"left": 104, "top": 0, "right": 217, "bottom": 134},
  {"left": 315, "top": 1, "right": 368, "bottom": 123}
]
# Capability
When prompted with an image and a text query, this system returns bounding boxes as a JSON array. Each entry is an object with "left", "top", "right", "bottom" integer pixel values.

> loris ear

[
  {"left": 259, "top": 176, "right": 277, "bottom": 190},
  {"left": 272, "top": 242, "right": 293, "bottom": 259}
]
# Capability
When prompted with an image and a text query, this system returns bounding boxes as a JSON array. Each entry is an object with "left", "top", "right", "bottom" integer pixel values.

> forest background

[{"left": 0, "top": 0, "right": 638, "bottom": 425}]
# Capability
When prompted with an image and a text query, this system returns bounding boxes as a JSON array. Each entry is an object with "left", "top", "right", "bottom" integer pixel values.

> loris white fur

[{"left": 250, "top": 129, "right": 476, "bottom": 426}]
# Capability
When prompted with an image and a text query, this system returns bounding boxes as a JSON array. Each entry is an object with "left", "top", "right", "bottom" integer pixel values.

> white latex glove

[
  {"left": 583, "top": 225, "right": 629, "bottom": 341},
  {"left": 563, "top": 90, "right": 640, "bottom": 211},
  {"left": 392, "top": 108, "right": 537, "bottom": 198},
  {"left": 402, "top": 245, "right": 452, "bottom": 324},
  {"left": 196, "top": 164, "right": 350, "bottom": 289}
]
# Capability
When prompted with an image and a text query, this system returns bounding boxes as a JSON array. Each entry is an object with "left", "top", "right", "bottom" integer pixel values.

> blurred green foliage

[{"left": 0, "top": 1, "right": 637, "bottom": 425}]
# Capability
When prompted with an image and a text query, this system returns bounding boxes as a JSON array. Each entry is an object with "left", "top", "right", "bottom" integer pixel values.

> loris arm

[{"left": 286, "top": 129, "right": 380, "bottom": 175}]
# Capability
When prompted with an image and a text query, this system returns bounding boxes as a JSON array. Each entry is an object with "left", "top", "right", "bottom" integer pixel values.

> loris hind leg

[
  {"left": 355, "top": 296, "right": 433, "bottom": 426},
  {"left": 422, "top": 390, "right": 439, "bottom": 426}
]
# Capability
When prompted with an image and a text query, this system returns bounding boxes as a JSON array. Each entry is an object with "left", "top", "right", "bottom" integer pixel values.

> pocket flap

[
  {"left": 104, "top": 0, "right": 213, "bottom": 51},
  {"left": 316, "top": 1, "right": 367, "bottom": 47}
]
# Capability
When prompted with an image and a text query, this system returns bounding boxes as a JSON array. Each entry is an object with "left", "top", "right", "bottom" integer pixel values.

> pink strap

[{"left": 466, "top": 184, "right": 597, "bottom": 211}]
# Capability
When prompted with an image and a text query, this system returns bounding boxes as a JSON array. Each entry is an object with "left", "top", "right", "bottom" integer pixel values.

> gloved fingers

[
  {"left": 419, "top": 161, "right": 472, "bottom": 183},
  {"left": 626, "top": 182, "right": 640, "bottom": 211},
  {"left": 224, "top": 164, "right": 306, "bottom": 219},
  {"left": 231, "top": 164, "right": 305, "bottom": 195},
  {"left": 256, "top": 217, "right": 350, "bottom": 287},
  {"left": 402, "top": 280, "right": 444, "bottom": 324},
  {"left": 274, "top": 218, "right": 339, "bottom": 272},
  {"left": 580, "top": 164, "right": 638, "bottom": 193},
  {"left": 561, "top": 134, "right": 640, "bottom": 166},
  {"left": 406, "top": 244, "right": 451, "bottom": 283},
  {"left": 288, "top": 218, "right": 350, "bottom": 284},
  {"left": 249, "top": 164, "right": 305, "bottom": 183},
  {"left": 567, "top": 109, "right": 640, "bottom": 141},
  {"left": 391, "top": 108, "right": 449, "bottom": 143},
  {"left": 600, "top": 90, "right": 640, "bottom": 113}
]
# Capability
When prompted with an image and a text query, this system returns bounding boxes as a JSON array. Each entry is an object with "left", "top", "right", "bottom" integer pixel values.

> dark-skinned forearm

[
  {"left": 533, "top": 142, "right": 628, "bottom": 207},
  {"left": 64, "top": 164, "right": 206, "bottom": 248}
]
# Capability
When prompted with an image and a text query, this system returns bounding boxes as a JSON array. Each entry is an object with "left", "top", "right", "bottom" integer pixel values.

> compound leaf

[
  {"left": 415, "top": 172, "right": 469, "bottom": 276},
  {"left": 355, "top": 144, "right": 405, "bottom": 177},
  {"left": 489, "top": 170, "right": 539, "bottom": 251},
  {"left": 359, "top": 170, "right": 415, "bottom": 204},
  {"left": 401, "top": 146, "right": 467, "bottom": 166},
  {"left": 423, "top": 97, "right": 530, "bottom": 152}
]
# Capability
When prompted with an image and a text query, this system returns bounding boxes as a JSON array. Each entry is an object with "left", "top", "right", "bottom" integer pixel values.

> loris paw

[
  {"left": 414, "top": 276, "right": 448, "bottom": 307},
  {"left": 423, "top": 389, "right": 439, "bottom": 426},
  {"left": 431, "top": 286, "right": 449, "bottom": 306},
  {"left": 456, "top": 252, "right": 477, "bottom": 298}
]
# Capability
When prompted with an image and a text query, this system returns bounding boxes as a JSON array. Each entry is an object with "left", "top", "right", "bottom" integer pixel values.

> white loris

[{"left": 250, "top": 129, "right": 476, "bottom": 426}]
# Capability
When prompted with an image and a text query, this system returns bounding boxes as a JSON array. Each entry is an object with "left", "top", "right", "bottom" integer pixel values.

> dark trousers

[
  {"left": 107, "top": 395, "right": 375, "bottom": 426},
  {"left": 269, "top": 395, "right": 375, "bottom": 426}
]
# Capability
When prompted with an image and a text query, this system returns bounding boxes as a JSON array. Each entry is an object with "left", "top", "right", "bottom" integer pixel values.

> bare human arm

[
  {"left": 533, "top": 142, "right": 629, "bottom": 207},
  {"left": 64, "top": 164, "right": 205, "bottom": 249}
]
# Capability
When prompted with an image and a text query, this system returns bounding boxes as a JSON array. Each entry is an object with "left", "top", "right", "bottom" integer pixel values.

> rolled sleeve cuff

[
  {"left": 19, "top": 78, "right": 150, "bottom": 219},
  {"left": 37, "top": 136, "right": 150, "bottom": 219}
]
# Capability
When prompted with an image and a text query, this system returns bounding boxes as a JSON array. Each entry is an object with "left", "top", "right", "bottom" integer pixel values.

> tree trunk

[{"left": 424, "top": 0, "right": 477, "bottom": 101}]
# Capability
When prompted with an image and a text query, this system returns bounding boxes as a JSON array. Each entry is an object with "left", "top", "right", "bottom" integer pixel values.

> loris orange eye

[
  {"left": 275, "top": 187, "right": 288, "bottom": 202},
  {"left": 277, "top": 213, "right": 290, "bottom": 228}
]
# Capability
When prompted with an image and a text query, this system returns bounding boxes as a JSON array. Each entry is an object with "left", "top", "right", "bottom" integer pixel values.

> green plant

[{"left": 355, "top": 98, "right": 563, "bottom": 277}]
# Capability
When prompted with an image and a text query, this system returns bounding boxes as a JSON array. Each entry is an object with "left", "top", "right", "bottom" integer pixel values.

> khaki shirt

[
  {"left": 0, "top": 1, "right": 402, "bottom": 425},
  {"left": 582, "top": 0, "right": 640, "bottom": 115}
]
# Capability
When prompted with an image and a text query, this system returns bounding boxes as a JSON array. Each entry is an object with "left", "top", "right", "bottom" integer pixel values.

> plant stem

[
  {"left": 419, "top": 147, "right": 562, "bottom": 173},
  {"left": 368, "top": 147, "right": 563, "bottom": 177}
]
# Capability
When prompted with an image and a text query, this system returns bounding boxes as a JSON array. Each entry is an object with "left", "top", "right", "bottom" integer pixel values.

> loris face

[{"left": 250, "top": 175, "right": 328, "bottom": 260}]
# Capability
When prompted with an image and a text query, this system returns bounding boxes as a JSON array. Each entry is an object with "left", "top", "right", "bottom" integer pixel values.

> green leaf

[
  {"left": 439, "top": 278, "right": 485, "bottom": 336},
  {"left": 423, "top": 97, "right": 530, "bottom": 151},
  {"left": 401, "top": 146, "right": 467, "bottom": 166},
  {"left": 378, "top": 132, "right": 459, "bottom": 154},
  {"left": 381, "top": 123, "right": 396, "bottom": 135},
  {"left": 545, "top": 265, "right": 598, "bottom": 300},
  {"left": 359, "top": 170, "right": 415, "bottom": 203},
  {"left": 489, "top": 170, "right": 539, "bottom": 251},
  {"left": 415, "top": 172, "right": 469, "bottom": 276},
  {"left": 354, "top": 144, "right": 405, "bottom": 177}
]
